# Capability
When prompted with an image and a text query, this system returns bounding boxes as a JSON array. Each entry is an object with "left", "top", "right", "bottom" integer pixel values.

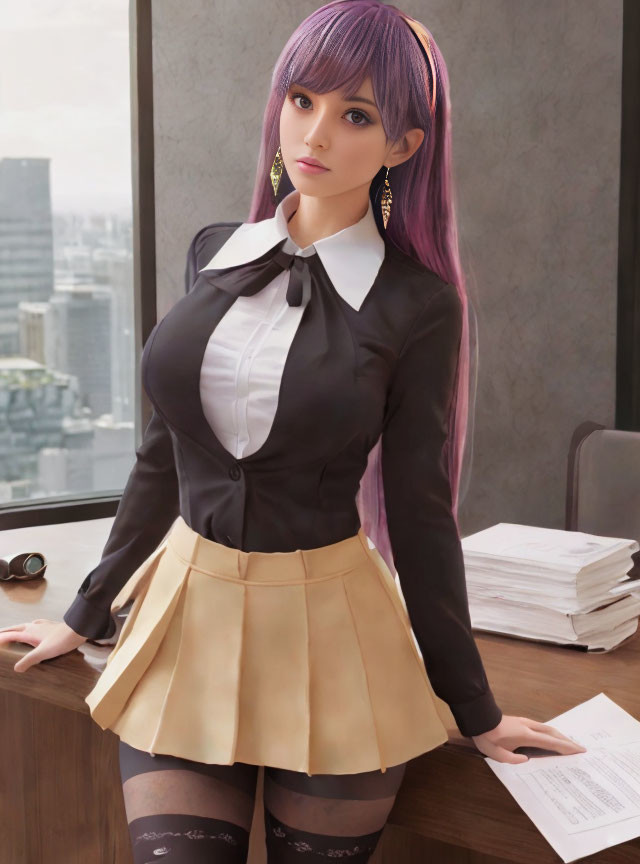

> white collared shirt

[{"left": 198, "top": 189, "right": 385, "bottom": 458}]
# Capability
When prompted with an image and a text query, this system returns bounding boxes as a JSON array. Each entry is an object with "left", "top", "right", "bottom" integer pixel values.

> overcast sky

[{"left": 0, "top": 0, "right": 132, "bottom": 215}]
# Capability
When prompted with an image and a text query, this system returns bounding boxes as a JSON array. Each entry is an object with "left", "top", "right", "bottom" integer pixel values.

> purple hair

[{"left": 247, "top": 0, "right": 472, "bottom": 575}]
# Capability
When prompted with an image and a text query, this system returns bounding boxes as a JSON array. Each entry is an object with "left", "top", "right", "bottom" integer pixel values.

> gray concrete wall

[{"left": 152, "top": 1, "right": 623, "bottom": 534}]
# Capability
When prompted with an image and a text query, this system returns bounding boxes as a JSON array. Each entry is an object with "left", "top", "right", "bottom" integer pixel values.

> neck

[{"left": 286, "top": 185, "right": 370, "bottom": 249}]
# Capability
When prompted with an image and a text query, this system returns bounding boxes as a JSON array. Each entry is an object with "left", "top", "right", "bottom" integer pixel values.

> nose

[{"left": 303, "top": 107, "right": 331, "bottom": 150}]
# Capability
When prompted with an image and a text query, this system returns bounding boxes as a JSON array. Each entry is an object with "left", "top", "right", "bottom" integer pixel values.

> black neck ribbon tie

[{"left": 201, "top": 237, "right": 316, "bottom": 307}]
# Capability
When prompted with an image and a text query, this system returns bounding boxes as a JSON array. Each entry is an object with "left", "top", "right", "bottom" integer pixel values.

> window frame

[{"left": 616, "top": 0, "right": 640, "bottom": 432}]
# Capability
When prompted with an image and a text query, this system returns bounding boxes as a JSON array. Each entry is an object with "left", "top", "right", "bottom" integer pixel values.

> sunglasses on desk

[{"left": 0, "top": 553, "right": 47, "bottom": 582}]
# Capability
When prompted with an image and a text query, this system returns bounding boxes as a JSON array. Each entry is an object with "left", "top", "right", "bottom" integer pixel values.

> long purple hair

[{"left": 247, "top": 0, "right": 472, "bottom": 576}]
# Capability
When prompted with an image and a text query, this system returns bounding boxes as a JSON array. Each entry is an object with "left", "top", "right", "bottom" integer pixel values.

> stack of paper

[
  {"left": 486, "top": 693, "right": 640, "bottom": 862},
  {"left": 461, "top": 523, "right": 640, "bottom": 651}
]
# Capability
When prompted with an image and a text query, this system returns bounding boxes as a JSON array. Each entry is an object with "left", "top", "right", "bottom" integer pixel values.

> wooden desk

[
  {"left": 374, "top": 628, "right": 640, "bottom": 863},
  {"left": 1, "top": 519, "right": 639, "bottom": 863}
]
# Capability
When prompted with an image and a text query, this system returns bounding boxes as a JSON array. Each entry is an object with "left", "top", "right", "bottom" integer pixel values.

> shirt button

[{"left": 229, "top": 463, "right": 242, "bottom": 481}]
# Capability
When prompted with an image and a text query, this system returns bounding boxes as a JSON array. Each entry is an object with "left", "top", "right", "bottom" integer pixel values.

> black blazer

[{"left": 63, "top": 221, "right": 503, "bottom": 739}]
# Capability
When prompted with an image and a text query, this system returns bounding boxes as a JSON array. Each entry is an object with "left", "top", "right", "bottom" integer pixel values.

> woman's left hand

[{"left": 471, "top": 715, "right": 587, "bottom": 763}]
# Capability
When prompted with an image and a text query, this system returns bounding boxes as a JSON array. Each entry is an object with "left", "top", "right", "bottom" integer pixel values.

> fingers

[
  {"left": 0, "top": 634, "right": 38, "bottom": 648},
  {"left": 0, "top": 630, "right": 38, "bottom": 647},
  {"left": 4, "top": 623, "right": 44, "bottom": 670},
  {"left": 488, "top": 745, "right": 529, "bottom": 764},
  {"left": 0, "top": 619, "right": 49, "bottom": 633},
  {"left": 0, "top": 621, "right": 40, "bottom": 645},
  {"left": 526, "top": 730, "right": 585, "bottom": 754},
  {"left": 523, "top": 720, "right": 586, "bottom": 753},
  {"left": 526, "top": 720, "right": 568, "bottom": 738},
  {"left": 14, "top": 648, "right": 43, "bottom": 674},
  {"left": 475, "top": 717, "right": 588, "bottom": 763}
]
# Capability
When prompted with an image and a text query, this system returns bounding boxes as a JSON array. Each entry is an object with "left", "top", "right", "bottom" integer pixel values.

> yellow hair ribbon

[{"left": 401, "top": 14, "right": 437, "bottom": 116}]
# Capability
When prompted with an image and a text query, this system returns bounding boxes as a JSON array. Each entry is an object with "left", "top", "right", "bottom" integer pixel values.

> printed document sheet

[{"left": 485, "top": 693, "right": 640, "bottom": 862}]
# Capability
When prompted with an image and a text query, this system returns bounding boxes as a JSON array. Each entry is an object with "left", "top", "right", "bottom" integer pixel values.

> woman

[{"left": 3, "top": 2, "right": 585, "bottom": 861}]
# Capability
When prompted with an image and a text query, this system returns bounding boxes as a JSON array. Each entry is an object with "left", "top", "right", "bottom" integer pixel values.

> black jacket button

[{"left": 229, "top": 463, "right": 242, "bottom": 481}]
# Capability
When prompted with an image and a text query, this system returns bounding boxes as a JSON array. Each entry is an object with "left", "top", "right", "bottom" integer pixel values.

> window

[{"left": 0, "top": 0, "right": 149, "bottom": 527}]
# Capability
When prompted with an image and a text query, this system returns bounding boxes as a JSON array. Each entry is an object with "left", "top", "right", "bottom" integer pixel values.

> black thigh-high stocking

[
  {"left": 118, "top": 740, "right": 259, "bottom": 863},
  {"left": 262, "top": 761, "right": 407, "bottom": 862}
]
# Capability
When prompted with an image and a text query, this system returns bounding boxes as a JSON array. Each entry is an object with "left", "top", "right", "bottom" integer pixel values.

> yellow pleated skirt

[{"left": 85, "top": 515, "right": 451, "bottom": 775}]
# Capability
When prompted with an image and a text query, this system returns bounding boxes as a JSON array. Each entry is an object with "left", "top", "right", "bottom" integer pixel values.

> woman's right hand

[{"left": 0, "top": 619, "right": 88, "bottom": 673}]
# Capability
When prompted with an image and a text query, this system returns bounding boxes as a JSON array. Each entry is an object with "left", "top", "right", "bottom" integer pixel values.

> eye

[
  {"left": 290, "top": 92, "right": 312, "bottom": 111},
  {"left": 287, "top": 91, "right": 372, "bottom": 127},
  {"left": 345, "top": 108, "right": 371, "bottom": 126}
]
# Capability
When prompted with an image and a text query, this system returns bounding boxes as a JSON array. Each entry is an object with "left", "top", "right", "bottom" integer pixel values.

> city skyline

[{"left": 0, "top": 0, "right": 132, "bottom": 215}]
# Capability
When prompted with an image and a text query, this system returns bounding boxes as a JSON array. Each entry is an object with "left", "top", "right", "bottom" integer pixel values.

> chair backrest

[{"left": 565, "top": 421, "right": 640, "bottom": 577}]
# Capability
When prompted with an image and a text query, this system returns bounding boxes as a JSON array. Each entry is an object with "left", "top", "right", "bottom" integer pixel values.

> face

[{"left": 279, "top": 75, "right": 424, "bottom": 199}]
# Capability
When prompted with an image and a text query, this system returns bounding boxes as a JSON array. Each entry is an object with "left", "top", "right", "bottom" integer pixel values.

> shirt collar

[{"left": 198, "top": 189, "right": 385, "bottom": 311}]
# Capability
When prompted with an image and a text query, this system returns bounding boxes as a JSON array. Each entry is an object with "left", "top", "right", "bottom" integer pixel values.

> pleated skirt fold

[{"left": 85, "top": 515, "right": 451, "bottom": 775}]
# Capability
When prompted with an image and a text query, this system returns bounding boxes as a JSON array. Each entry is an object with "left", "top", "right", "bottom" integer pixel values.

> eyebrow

[
  {"left": 343, "top": 94, "right": 377, "bottom": 108},
  {"left": 290, "top": 83, "right": 378, "bottom": 110}
]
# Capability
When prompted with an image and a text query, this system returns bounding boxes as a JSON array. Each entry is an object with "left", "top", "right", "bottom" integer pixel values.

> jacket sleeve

[
  {"left": 380, "top": 282, "right": 503, "bottom": 738},
  {"left": 62, "top": 406, "right": 180, "bottom": 640},
  {"left": 60, "top": 226, "right": 208, "bottom": 640}
]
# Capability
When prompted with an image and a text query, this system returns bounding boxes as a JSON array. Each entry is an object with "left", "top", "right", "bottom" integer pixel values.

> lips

[{"left": 298, "top": 157, "right": 327, "bottom": 168}]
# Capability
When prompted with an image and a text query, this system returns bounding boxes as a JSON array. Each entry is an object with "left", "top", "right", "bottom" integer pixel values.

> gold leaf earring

[
  {"left": 381, "top": 166, "right": 392, "bottom": 229},
  {"left": 270, "top": 145, "right": 284, "bottom": 197}
]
